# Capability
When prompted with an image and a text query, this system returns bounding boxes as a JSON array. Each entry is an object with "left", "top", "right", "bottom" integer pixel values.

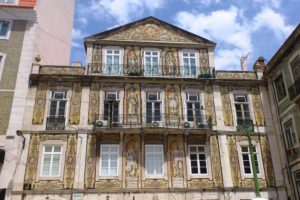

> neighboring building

[
  {"left": 0, "top": 0, "right": 75, "bottom": 199},
  {"left": 266, "top": 24, "right": 300, "bottom": 200},
  {"left": 17, "top": 17, "right": 286, "bottom": 200}
]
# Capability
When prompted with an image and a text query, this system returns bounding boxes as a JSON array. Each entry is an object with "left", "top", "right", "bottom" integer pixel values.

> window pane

[
  {"left": 54, "top": 146, "right": 61, "bottom": 152},
  {"left": 0, "top": 22, "right": 9, "bottom": 36}
]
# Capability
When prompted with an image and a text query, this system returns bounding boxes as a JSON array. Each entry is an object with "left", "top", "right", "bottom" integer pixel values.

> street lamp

[{"left": 238, "top": 119, "right": 267, "bottom": 200}]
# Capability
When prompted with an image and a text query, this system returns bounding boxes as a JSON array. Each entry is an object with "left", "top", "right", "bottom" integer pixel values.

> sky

[{"left": 71, "top": 0, "right": 300, "bottom": 71}]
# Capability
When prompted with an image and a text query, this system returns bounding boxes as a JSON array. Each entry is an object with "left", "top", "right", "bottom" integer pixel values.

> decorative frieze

[
  {"left": 34, "top": 181, "right": 64, "bottom": 190},
  {"left": 142, "top": 179, "right": 168, "bottom": 188},
  {"left": 251, "top": 87, "right": 265, "bottom": 126},
  {"left": 32, "top": 81, "right": 47, "bottom": 124},
  {"left": 210, "top": 135, "right": 222, "bottom": 187},
  {"left": 88, "top": 83, "right": 100, "bottom": 124},
  {"left": 216, "top": 72, "right": 257, "bottom": 80},
  {"left": 188, "top": 179, "right": 214, "bottom": 188},
  {"left": 204, "top": 85, "right": 216, "bottom": 126},
  {"left": 220, "top": 86, "right": 233, "bottom": 126},
  {"left": 63, "top": 134, "right": 77, "bottom": 189},
  {"left": 85, "top": 134, "right": 97, "bottom": 189},
  {"left": 69, "top": 83, "right": 82, "bottom": 125},
  {"left": 39, "top": 66, "right": 85, "bottom": 75},
  {"left": 260, "top": 136, "right": 275, "bottom": 186},
  {"left": 95, "top": 179, "right": 122, "bottom": 189},
  {"left": 227, "top": 136, "right": 241, "bottom": 187}
]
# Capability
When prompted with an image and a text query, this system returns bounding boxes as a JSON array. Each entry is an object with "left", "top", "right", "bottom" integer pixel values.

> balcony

[
  {"left": 236, "top": 118, "right": 254, "bottom": 132},
  {"left": 46, "top": 116, "right": 65, "bottom": 130},
  {"left": 87, "top": 63, "right": 215, "bottom": 78},
  {"left": 288, "top": 77, "right": 300, "bottom": 102},
  {"left": 93, "top": 113, "right": 212, "bottom": 129}
]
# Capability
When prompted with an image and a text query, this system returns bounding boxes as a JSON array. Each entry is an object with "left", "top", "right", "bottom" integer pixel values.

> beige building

[
  {"left": 266, "top": 24, "right": 300, "bottom": 200},
  {"left": 0, "top": 0, "right": 75, "bottom": 199},
  {"left": 15, "top": 17, "right": 287, "bottom": 200}
]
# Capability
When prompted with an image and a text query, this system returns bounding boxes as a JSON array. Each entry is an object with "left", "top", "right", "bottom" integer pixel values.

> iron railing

[
  {"left": 288, "top": 77, "right": 300, "bottom": 101},
  {"left": 93, "top": 113, "right": 212, "bottom": 129},
  {"left": 46, "top": 116, "right": 65, "bottom": 130},
  {"left": 87, "top": 63, "right": 215, "bottom": 78},
  {"left": 236, "top": 118, "right": 254, "bottom": 132}
]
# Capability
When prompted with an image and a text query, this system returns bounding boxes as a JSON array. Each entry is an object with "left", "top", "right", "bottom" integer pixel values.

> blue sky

[{"left": 71, "top": 0, "right": 300, "bottom": 70}]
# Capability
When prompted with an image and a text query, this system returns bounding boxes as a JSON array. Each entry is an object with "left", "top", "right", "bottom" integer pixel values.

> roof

[
  {"left": 84, "top": 16, "right": 216, "bottom": 47},
  {"left": 267, "top": 23, "right": 300, "bottom": 72}
]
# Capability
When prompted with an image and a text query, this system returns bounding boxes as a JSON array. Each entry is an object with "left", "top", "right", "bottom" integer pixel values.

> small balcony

[
  {"left": 86, "top": 63, "right": 215, "bottom": 78},
  {"left": 46, "top": 116, "right": 65, "bottom": 130},
  {"left": 93, "top": 113, "right": 212, "bottom": 129},
  {"left": 288, "top": 77, "right": 300, "bottom": 102}
]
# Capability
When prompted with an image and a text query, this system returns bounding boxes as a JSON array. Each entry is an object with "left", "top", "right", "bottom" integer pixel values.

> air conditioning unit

[
  {"left": 152, "top": 121, "right": 162, "bottom": 127},
  {"left": 112, "top": 122, "right": 122, "bottom": 128},
  {"left": 197, "top": 122, "right": 207, "bottom": 128},
  {"left": 183, "top": 121, "right": 192, "bottom": 128},
  {"left": 94, "top": 120, "right": 107, "bottom": 128}
]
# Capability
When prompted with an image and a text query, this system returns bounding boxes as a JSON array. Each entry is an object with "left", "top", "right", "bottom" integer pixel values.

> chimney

[{"left": 253, "top": 57, "right": 265, "bottom": 79}]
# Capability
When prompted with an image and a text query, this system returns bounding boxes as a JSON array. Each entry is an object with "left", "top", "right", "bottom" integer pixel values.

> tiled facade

[{"left": 14, "top": 17, "right": 287, "bottom": 200}]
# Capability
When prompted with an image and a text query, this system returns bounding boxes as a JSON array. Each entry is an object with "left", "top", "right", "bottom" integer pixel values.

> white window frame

[
  {"left": 48, "top": 91, "right": 67, "bottom": 118},
  {"left": 185, "top": 93, "right": 203, "bottom": 123},
  {"left": 0, "top": 20, "right": 12, "bottom": 40},
  {"left": 180, "top": 50, "right": 199, "bottom": 78},
  {"left": 36, "top": 140, "right": 66, "bottom": 181},
  {"left": 283, "top": 118, "right": 298, "bottom": 149},
  {"left": 0, "top": 53, "right": 6, "bottom": 81},
  {"left": 99, "top": 144, "right": 120, "bottom": 177},
  {"left": 237, "top": 141, "right": 265, "bottom": 179},
  {"left": 146, "top": 92, "right": 162, "bottom": 123},
  {"left": 142, "top": 48, "right": 161, "bottom": 76},
  {"left": 145, "top": 144, "right": 164, "bottom": 178},
  {"left": 187, "top": 144, "right": 212, "bottom": 179},
  {"left": 232, "top": 93, "right": 253, "bottom": 126},
  {"left": 103, "top": 47, "right": 123, "bottom": 75}
]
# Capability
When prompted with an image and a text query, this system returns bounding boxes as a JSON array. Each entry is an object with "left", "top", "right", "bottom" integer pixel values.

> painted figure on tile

[
  {"left": 168, "top": 90, "right": 179, "bottom": 116},
  {"left": 172, "top": 146, "right": 184, "bottom": 177},
  {"left": 128, "top": 89, "right": 138, "bottom": 115},
  {"left": 165, "top": 51, "right": 176, "bottom": 75},
  {"left": 125, "top": 145, "right": 138, "bottom": 177},
  {"left": 127, "top": 50, "right": 138, "bottom": 74}
]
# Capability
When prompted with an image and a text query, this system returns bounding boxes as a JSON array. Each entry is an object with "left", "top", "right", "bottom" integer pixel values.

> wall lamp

[{"left": 16, "top": 130, "right": 25, "bottom": 149}]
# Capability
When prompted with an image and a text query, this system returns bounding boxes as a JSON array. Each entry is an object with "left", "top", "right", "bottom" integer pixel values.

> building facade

[
  {"left": 266, "top": 24, "right": 300, "bottom": 200},
  {"left": 15, "top": 17, "right": 286, "bottom": 200},
  {"left": 0, "top": 0, "right": 75, "bottom": 199}
]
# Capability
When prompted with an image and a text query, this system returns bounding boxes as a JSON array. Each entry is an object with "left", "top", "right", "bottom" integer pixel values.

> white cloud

[
  {"left": 175, "top": 6, "right": 252, "bottom": 70},
  {"left": 76, "top": 0, "right": 165, "bottom": 26},
  {"left": 253, "top": 7, "right": 293, "bottom": 40},
  {"left": 174, "top": 6, "right": 293, "bottom": 70},
  {"left": 253, "top": 0, "right": 281, "bottom": 8},
  {"left": 72, "top": 28, "right": 86, "bottom": 48}
]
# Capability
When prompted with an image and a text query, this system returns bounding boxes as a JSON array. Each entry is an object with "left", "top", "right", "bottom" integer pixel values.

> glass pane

[
  {"left": 0, "top": 22, "right": 9, "bottom": 36},
  {"left": 191, "top": 167, "right": 198, "bottom": 174},
  {"left": 110, "top": 168, "right": 117, "bottom": 175},
  {"left": 146, "top": 146, "right": 153, "bottom": 152},
  {"left": 104, "top": 103, "right": 109, "bottom": 120},
  {"left": 54, "top": 146, "right": 61, "bottom": 152},
  {"left": 241, "top": 146, "right": 249, "bottom": 152},
  {"left": 101, "top": 168, "right": 108, "bottom": 175},
  {"left": 190, "top": 146, "right": 197, "bottom": 152},
  {"left": 45, "top": 146, "right": 52, "bottom": 152},
  {"left": 200, "top": 167, "right": 207, "bottom": 174},
  {"left": 155, "top": 146, "right": 163, "bottom": 152},
  {"left": 101, "top": 160, "right": 108, "bottom": 167},
  {"left": 190, "top": 154, "right": 197, "bottom": 160},
  {"left": 199, "top": 154, "right": 206, "bottom": 160},
  {"left": 58, "top": 101, "right": 66, "bottom": 116},
  {"left": 49, "top": 101, "right": 57, "bottom": 116},
  {"left": 197, "top": 146, "right": 205, "bottom": 152}
]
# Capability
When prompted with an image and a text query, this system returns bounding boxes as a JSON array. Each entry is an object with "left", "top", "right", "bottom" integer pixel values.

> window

[
  {"left": 295, "top": 171, "right": 300, "bottom": 199},
  {"left": 240, "top": 145, "right": 260, "bottom": 175},
  {"left": 274, "top": 74, "right": 287, "bottom": 102},
  {"left": 145, "top": 145, "right": 163, "bottom": 176},
  {"left": 49, "top": 92, "right": 67, "bottom": 118},
  {"left": 0, "top": 148, "right": 5, "bottom": 174},
  {"left": 186, "top": 93, "right": 202, "bottom": 123},
  {"left": 189, "top": 145, "right": 208, "bottom": 175},
  {"left": 144, "top": 51, "right": 160, "bottom": 76},
  {"left": 103, "top": 92, "right": 119, "bottom": 123},
  {"left": 40, "top": 145, "right": 62, "bottom": 177},
  {"left": 0, "top": 21, "right": 11, "bottom": 39},
  {"left": 234, "top": 95, "right": 251, "bottom": 125},
  {"left": 146, "top": 93, "right": 161, "bottom": 124},
  {"left": 182, "top": 52, "right": 196, "bottom": 77},
  {"left": 104, "top": 49, "right": 120, "bottom": 75},
  {"left": 99, "top": 145, "right": 119, "bottom": 176},
  {"left": 291, "top": 55, "right": 300, "bottom": 81},
  {"left": 47, "top": 92, "right": 67, "bottom": 130},
  {"left": 284, "top": 119, "right": 297, "bottom": 148}
]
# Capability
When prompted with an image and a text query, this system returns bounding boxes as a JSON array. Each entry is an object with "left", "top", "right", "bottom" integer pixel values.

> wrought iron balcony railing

[
  {"left": 46, "top": 116, "right": 65, "bottom": 130},
  {"left": 87, "top": 63, "right": 215, "bottom": 78},
  {"left": 236, "top": 118, "right": 254, "bottom": 132},
  {"left": 93, "top": 113, "right": 212, "bottom": 129},
  {"left": 288, "top": 77, "right": 300, "bottom": 102}
]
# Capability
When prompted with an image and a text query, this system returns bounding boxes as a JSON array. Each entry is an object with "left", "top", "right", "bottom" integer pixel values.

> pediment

[
  {"left": 103, "top": 23, "right": 197, "bottom": 43},
  {"left": 86, "top": 17, "right": 215, "bottom": 45}
]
